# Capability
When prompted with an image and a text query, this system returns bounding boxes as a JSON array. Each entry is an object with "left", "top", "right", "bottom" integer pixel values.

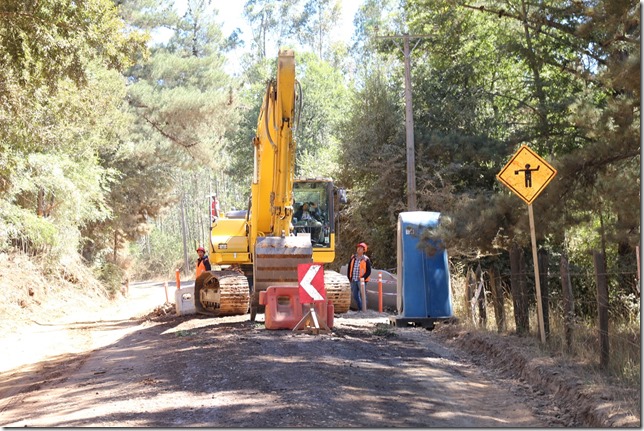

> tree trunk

[
  {"left": 113, "top": 230, "right": 118, "bottom": 264},
  {"left": 180, "top": 195, "right": 190, "bottom": 276},
  {"left": 37, "top": 187, "right": 45, "bottom": 217}
]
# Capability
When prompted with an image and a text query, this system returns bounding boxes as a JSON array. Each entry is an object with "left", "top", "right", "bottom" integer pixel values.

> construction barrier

[
  {"left": 260, "top": 285, "right": 334, "bottom": 330},
  {"left": 175, "top": 286, "right": 196, "bottom": 316}
]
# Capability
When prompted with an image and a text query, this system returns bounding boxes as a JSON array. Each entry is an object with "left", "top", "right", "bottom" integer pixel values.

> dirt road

[{"left": 0, "top": 280, "right": 629, "bottom": 427}]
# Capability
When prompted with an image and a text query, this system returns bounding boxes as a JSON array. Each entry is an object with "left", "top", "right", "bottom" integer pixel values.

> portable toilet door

[{"left": 396, "top": 211, "right": 453, "bottom": 319}]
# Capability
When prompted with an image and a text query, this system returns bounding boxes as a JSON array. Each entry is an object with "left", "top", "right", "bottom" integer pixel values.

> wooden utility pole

[
  {"left": 402, "top": 35, "right": 417, "bottom": 210},
  {"left": 374, "top": 33, "right": 431, "bottom": 211}
]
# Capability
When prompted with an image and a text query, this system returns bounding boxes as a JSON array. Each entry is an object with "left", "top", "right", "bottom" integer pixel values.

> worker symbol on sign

[{"left": 514, "top": 164, "right": 540, "bottom": 188}]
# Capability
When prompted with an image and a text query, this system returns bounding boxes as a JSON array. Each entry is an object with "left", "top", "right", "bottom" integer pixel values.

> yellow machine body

[{"left": 205, "top": 50, "right": 351, "bottom": 319}]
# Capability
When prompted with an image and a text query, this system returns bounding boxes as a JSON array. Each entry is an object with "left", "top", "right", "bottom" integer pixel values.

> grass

[
  {"left": 451, "top": 274, "right": 641, "bottom": 389},
  {"left": 373, "top": 323, "right": 396, "bottom": 337}
]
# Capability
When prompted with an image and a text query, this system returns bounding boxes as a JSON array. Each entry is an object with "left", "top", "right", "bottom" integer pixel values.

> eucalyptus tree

[
  {"left": 0, "top": 0, "right": 146, "bottom": 261},
  {"left": 244, "top": 0, "right": 299, "bottom": 59},
  {"left": 292, "top": 0, "right": 342, "bottom": 59}
]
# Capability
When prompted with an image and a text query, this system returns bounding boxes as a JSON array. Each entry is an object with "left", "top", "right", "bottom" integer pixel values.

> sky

[{"left": 152, "top": 0, "right": 363, "bottom": 74}]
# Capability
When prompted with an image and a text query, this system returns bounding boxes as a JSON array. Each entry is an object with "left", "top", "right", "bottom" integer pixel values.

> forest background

[{"left": 0, "top": 0, "right": 640, "bottom": 382}]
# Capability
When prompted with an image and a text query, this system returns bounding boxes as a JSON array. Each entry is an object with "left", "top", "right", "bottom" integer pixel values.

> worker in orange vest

[
  {"left": 347, "top": 242, "right": 371, "bottom": 311},
  {"left": 195, "top": 246, "right": 211, "bottom": 278}
]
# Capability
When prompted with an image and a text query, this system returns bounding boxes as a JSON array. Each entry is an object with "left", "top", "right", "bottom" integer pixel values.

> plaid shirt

[{"left": 351, "top": 255, "right": 364, "bottom": 281}]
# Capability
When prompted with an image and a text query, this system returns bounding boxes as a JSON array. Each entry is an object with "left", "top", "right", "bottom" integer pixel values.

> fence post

[
  {"left": 560, "top": 253, "right": 574, "bottom": 353},
  {"left": 537, "top": 248, "right": 550, "bottom": 340},
  {"left": 636, "top": 246, "right": 640, "bottom": 296},
  {"left": 593, "top": 251, "right": 610, "bottom": 368},
  {"left": 476, "top": 264, "right": 487, "bottom": 328},
  {"left": 359, "top": 280, "right": 367, "bottom": 312},
  {"left": 510, "top": 244, "right": 529, "bottom": 334},
  {"left": 466, "top": 267, "right": 476, "bottom": 325},
  {"left": 489, "top": 266, "right": 506, "bottom": 332}
]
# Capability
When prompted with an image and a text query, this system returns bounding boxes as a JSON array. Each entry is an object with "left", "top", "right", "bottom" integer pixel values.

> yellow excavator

[{"left": 194, "top": 50, "right": 351, "bottom": 320}]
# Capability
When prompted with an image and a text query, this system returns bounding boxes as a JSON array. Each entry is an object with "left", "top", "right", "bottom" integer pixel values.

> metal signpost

[{"left": 497, "top": 145, "right": 557, "bottom": 343}]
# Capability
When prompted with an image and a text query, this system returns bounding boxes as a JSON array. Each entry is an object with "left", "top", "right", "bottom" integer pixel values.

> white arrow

[{"left": 301, "top": 265, "right": 324, "bottom": 301}]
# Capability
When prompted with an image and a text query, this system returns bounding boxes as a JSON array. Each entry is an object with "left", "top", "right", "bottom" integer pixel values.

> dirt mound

[
  {"left": 431, "top": 324, "right": 640, "bottom": 427},
  {"left": 0, "top": 252, "right": 111, "bottom": 332}
]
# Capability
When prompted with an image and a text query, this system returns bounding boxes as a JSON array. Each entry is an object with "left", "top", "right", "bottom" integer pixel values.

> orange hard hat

[
  {"left": 196, "top": 246, "right": 206, "bottom": 253},
  {"left": 357, "top": 242, "right": 368, "bottom": 252}
]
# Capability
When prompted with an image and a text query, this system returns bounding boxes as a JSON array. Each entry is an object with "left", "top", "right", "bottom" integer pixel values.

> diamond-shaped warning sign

[{"left": 497, "top": 145, "right": 557, "bottom": 205}]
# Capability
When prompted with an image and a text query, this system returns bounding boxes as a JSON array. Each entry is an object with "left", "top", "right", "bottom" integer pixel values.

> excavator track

[
  {"left": 323, "top": 270, "right": 351, "bottom": 313},
  {"left": 194, "top": 270, "right": 250, "bottom": 316}
]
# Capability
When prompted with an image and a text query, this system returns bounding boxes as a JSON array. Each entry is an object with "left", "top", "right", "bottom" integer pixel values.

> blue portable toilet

[{"left": 391, "top": 211, "right": 453, "bottom": 328}]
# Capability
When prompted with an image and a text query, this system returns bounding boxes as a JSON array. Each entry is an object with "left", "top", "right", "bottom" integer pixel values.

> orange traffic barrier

[
  {"left": 261, "top": 286, "right": 302, "bottom": 330},
  {"left": 175, "top": 269, "right": 181, "bottom": 289},
  {"left": 327, "top": 301, "right": 334, "bottom": 328},
  {"left": 378, "top": 271, "right": 383, "bottom": 312},
  {"left": 261, "top": 285, "right": 334, "bottom": 330}
]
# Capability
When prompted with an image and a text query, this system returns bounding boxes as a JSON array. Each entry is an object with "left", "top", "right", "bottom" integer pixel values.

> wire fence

[{"left": 454, "top": 249, "right": 640, "bottom": 384}]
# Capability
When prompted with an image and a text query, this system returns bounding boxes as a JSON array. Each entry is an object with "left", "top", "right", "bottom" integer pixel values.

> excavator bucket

[{"left": 250, "top": 235, "right": 313, "bottom": 320}]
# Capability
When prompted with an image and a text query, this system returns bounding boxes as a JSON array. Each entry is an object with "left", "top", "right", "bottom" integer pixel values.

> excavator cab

[{"left": 293, "top": 178, "right": 344, "bottom": 264}]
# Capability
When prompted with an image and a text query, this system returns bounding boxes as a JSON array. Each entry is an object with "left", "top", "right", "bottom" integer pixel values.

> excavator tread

[
  {"left": 195, "top": 270, "right": 250, "bottom": 317},
  {"left": 323, "top": 270, "right": 351, "bottom": 313}
]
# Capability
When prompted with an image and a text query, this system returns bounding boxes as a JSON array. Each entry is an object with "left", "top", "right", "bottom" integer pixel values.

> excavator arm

[{"left": 250, "top": 50, "right": 300, "bottom": 244}]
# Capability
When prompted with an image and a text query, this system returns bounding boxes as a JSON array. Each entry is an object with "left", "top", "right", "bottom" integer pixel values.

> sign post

[
  {"left": 497, "top": 145, "right": 557, "bottom": 344},
  {"left": 293, "top": 263, "right": 329, "bottom": 334}
]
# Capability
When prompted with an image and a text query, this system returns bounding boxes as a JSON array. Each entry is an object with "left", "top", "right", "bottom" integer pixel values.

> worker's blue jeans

[{"left": 350, "top": 280, "right": 365, "bottom": 311}]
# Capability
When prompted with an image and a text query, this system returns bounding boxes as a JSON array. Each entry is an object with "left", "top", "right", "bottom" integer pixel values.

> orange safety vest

[
  {"left": 196, "top": 257, "right": 209, "bottom": 278},
  {"left": 348, "top": 255, "right": 371, "bottom": 282}
]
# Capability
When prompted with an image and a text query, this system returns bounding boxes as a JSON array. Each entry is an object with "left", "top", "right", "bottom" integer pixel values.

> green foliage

[
  {"left": 0, "top": 0, "right": 147, "bottom": 92},
  {"left": 96, "top": 261, "right": 125, "bottom": 297},
  {"left": 295, "top": 52, "right": 350, "bottom": 175},
  {"left": 0, "top": 0, "right": 148, "bottom": 269},
  {"left": 373, "top": 323, "right": 396, "bottom": 337},
  {"left": 131, "top": 226, "right": 184, "bottom": 280},
  {"left": 336, "top": 68, "right": 406, "bottom": 269},
  {"left": 0, "top": 0, "right": 638, "bottom": 343}
]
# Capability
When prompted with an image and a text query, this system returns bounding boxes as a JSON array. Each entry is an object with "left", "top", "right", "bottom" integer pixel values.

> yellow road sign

[{"left": 497, "top": 145, "right": 557, "bottom": 205}]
